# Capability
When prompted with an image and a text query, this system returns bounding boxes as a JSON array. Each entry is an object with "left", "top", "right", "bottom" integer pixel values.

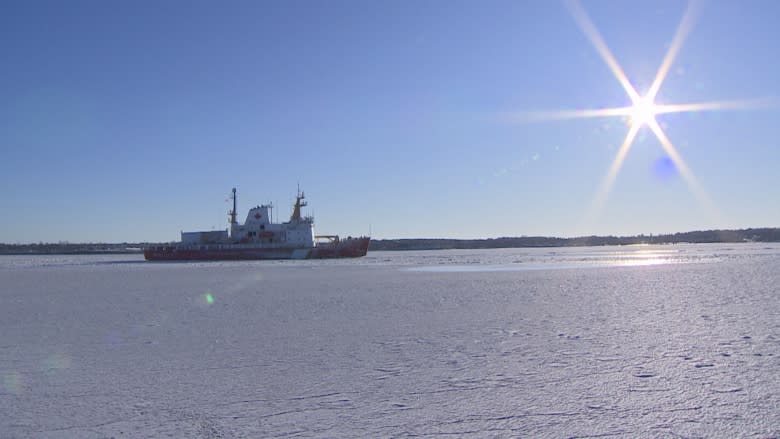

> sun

[
  {"left": 629, "top": 95, "right": 658, "bottom": 127},
  {"left": 509, "top": 0, "right": 773, "bottom": 228}
]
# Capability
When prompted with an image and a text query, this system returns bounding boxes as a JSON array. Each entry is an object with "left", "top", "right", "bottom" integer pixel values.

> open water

[{"left": 1, "top": 243, "right": 779, "bottom": 438}]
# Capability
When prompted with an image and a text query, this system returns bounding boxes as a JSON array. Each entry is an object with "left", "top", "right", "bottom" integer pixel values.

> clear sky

[{"left": 2, "top": 0, "right": 779, "bottom": 243}]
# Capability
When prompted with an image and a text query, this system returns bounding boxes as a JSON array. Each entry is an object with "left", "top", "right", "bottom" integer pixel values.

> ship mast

[
  {"left": 290, "top": 186, "right": 307, "bottom": 222},
  {"left": 229, "top": 188, "right": 237, "bottom": 225}
]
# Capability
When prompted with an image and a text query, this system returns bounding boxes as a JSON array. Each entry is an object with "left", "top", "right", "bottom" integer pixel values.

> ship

[{"left": 144, "top": 188, "right": 370, "bottom": 261}]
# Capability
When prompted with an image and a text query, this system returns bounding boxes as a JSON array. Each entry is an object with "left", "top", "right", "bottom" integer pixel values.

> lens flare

[
  {"left": 653, "top": 156, "right": 677, "bottom": 181},
  {"left": 565, "top": 0, "right": 640, "bottom": 102},
  {"left": 4, "top": 371, "right": 23, "bottom": 395},
  {"left": 42, "top": 353, "right": 72, "bottom": 373},
  {"left": 512, "top": 0, "right": 775, "bottom": 228}
]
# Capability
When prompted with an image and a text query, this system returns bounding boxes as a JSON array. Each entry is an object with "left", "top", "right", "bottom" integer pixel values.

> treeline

[
  {"left": 0, "top": 243, "right": 144, "bottom": 255},
  {"left": 2, "top": 228, "right": 779, "bottom": 254},
  {"left": 368, "top": 227, "right": 780, "bottom": 251}
]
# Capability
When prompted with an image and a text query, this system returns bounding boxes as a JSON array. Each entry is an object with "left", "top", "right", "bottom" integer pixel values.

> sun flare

[
  {"left": 629, "top": 96, "right": 658, "bottom": 127},
  {"left": 510, "top": 0, "right": 770, "bottom": 227},
  {"left": 507, "top": 0, "right": 775, "bottom": 231}
]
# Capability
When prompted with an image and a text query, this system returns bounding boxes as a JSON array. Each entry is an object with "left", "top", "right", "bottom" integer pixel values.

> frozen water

[{"left": 2, "top": 244, "right": 780, "bottom": 437}]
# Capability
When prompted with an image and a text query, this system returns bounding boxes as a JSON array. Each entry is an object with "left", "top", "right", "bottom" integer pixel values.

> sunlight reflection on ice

[{"left": 404, "top": 247, "right": 716, "bottom": 272}]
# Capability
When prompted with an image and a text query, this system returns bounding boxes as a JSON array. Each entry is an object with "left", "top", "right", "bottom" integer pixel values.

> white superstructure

[{"left": 180, "top": 188, "right": 316, "bottom": 248}]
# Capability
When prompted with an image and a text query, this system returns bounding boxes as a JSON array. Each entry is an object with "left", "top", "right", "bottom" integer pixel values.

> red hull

[{"left": 144, "top": 237, "right": 370, "bottom": 261}]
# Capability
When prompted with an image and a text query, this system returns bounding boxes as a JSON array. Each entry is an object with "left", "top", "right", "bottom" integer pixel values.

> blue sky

[{"left": 2, "top": 0, "right": 779, "bottom": 243}]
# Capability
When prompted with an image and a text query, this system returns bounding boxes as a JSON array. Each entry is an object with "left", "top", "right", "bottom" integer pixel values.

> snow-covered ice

[{"left": 2, "top": 244, "right": 780, "bottom": 437}]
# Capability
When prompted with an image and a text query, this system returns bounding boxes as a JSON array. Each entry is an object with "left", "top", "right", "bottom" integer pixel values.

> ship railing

[
  {"left": 179, "top": 242, "right": 313, "bottom": 251},
  {"left": 315, "top": 235, "right": 340, "bottom": 243}
]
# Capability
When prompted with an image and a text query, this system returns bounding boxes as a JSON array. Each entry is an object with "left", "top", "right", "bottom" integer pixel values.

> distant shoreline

[
  {"left": 0, "top": 246, "right": 143, "bottom": 255},
  {"left": 1, "top": 227, "right": 778, "bottom": 255},
  {"left": 370, "top": 227, "right": 780, "bottom": 251}
]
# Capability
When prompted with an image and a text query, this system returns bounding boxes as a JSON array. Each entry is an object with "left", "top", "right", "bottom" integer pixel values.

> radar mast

[
  {"left": 228, "top": 188, "right": 237, "bottom": 225},
  {"left": 290, "top": 185, "right": 307, "bottom": 222}
]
